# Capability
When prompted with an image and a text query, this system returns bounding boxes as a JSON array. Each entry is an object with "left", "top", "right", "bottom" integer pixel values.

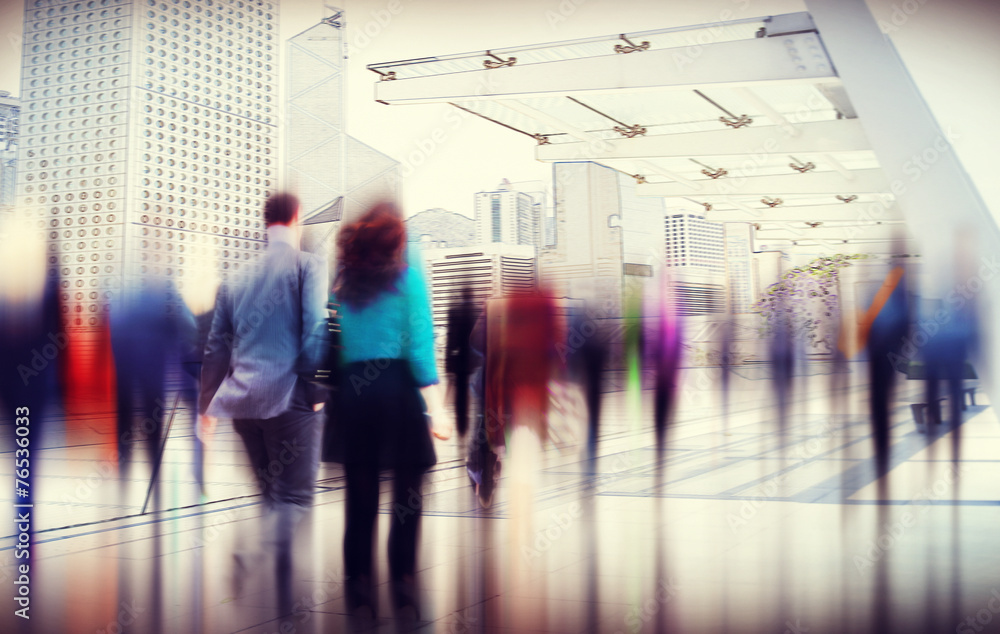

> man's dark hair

[{"left": 263, "top": 192, "right": 299, "bottom": 226}]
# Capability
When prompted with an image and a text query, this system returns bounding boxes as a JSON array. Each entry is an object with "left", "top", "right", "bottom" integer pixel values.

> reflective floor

[{"left": 2, "top": 364, "right": 999, "bottom": 633}]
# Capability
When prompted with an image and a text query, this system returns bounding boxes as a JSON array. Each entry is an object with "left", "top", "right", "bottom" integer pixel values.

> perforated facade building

[
  {"left": 17, "top": 0, "right": 278, "bottom": 331},
  {"left": 0, "top": 92, "right": 19, "bottom": 210}
]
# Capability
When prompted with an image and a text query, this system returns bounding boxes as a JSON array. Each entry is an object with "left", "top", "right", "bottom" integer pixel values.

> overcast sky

[{"left": 1, "top": 0, "right": 998, "bottom": 219}]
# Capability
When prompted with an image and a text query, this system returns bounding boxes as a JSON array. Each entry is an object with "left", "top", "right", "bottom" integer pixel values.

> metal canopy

[
  {"left": 368, "top": 19, "right": 768, "bottom": 80},
  {"left": 369, "top": 11, "right": 914, "bottom": 245}
]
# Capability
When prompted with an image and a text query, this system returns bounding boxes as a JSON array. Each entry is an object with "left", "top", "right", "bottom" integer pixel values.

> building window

[{"left": 491, "top": 196, "right": 501, "bottom": 243}]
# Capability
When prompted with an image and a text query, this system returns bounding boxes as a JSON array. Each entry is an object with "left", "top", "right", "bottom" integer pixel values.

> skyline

[{"left": 0, "top": 0, "right": 998, "bottom": 221}]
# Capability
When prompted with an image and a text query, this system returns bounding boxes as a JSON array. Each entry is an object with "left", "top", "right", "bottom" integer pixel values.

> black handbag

[
  {"left": 318, "top": 300, "right": 343, "bottom": 463},
  {"left": 295, "top": 255, "right": 342, "bottom": 388},
  {"left": 303, "top": 299, "right": 343, "bottom": 388}
]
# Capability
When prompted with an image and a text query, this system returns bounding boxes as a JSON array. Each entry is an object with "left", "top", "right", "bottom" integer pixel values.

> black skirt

[{"left": 324, "top": 359, "right": 437, "bottom": 471}]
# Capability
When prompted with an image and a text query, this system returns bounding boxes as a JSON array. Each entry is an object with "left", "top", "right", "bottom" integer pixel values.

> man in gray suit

[{"left": 199, "top": 192, "right": 328, "bottom": 613}]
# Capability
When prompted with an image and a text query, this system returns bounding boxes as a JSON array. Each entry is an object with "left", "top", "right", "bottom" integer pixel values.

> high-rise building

[
  {"left": 421, "top": 244, "right": 536, "bottom": 329},
  {"left": 541, "top": 162, "right": 669, "bottom": 317},
  {"left": 507, "top": 179, "right": 549, "bottom": 246},
  {"left": 664, "top": 211, "right": 725, "bottom": 273},
  {"left": 474, "top": 179, "right": 542, "bottom": 248},
  {"left": 541, "top": 163, "right": 622, "bottom": 313},
  {"left": 619, "top": 172, "right": 666, "bottom": 274},
  {"left": 286, "top": 8, "right": 398, "bottom": 240},
  {"left": 0, "top": 91, "right": 19, "bottom": 210},
  {"left": 17, "top": 0, "right": 280, "bottom": 331},
  {"left": 661, "top": 210, "right": 726, "bottom": 317},
  {"left": 419, "top": 243, "right": 535, "bottom": 361}
]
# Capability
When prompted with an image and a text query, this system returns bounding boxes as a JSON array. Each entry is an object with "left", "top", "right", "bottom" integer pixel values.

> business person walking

[
  {"left": 199, "top": 192, "right": 328, "bottom": 617},
  {"left": 328, "top": 201, "right": 442, "bottom": 621}
]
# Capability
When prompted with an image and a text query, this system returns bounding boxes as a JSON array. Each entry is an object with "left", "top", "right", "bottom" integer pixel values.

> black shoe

[
  {"left": 346, "top": 574, "right": 375, "bottom": 618},
  {"left": 391, "top": 575, "right": 420, "bottom": 619},
  {"left": 231, "top": 551, "right": 264, "bottom": 599},
  {"left": 477, "top": 451, "right": 498, "bottom": 508}
]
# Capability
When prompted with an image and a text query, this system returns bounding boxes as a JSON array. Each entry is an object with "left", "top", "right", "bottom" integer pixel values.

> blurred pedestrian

[
  {"left": 110, "top": 276, "right": 193, "bottom": 506},
  {"left": 446, "top": 285, "right": 477, "bottom": 438},
  {"left": 862, "top": 264, "right": 909, "bottom": 478},
  {"left": 200, "top": 192, "right": 329, "bottom": 616},
  {"left": 647, "top": 275, "right": 683, "bottom": 454},
  {"left": 328, "top": 201, "right": 443, "bottom": 619}
]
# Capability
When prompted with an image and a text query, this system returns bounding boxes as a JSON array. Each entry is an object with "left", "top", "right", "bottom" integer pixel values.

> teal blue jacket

[{"left": 333, "top": 264, "right": 439, "bottom": 387}]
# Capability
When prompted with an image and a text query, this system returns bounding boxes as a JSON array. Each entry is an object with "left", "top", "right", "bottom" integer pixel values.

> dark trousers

[
  {"left": 585, "top": 375, "right": 602, "bottom": 465},
  {"left": 653, "top": 370, "right": 677, "bottom": 453},
  {"left": 868, "top": 344, "right": 897, "bottom": 478},
  {"left": 925, "top": 361, "right": 964, "bottom": 428},
  {"left": 233, "top": 384, "right": 321, "bottom": 615},
  {"left": 344, "top": 462, "right": 425, "bottom": 582},
  {"left": 180, "top": 362, "right": 206, "bottom": 494},
  {"left": 653, "top": 382, "right": 671, "bottom": 452},
  {"left": 233, "top": 384, "right": 322, "bottom": 549},
  {"left": 115, "top": 370, "right": 165, "bottom": 473},
  {"left": 451, "top": 370, "right": 470, "bottom": 437}
]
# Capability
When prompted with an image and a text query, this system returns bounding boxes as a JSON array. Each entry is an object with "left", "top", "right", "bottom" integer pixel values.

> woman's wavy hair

[{"left": 334, "top": 201, "right": 407, "bottom": 309}]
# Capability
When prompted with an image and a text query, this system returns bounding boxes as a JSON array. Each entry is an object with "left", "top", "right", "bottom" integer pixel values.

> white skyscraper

[
  {"left": 724, "top": 222, "right": 754, "bottom": 314},
  {"left": 540, "top": 162, "right": 669, "bottom": 317},
  {"left": 474, "top": 179, "right": 542, "bottom": 248},
  {"left": 17, "top": 0, "right": 280, "bottom": 331},
  {"left": 664, "top": 212, "right": 725, "bottom": 273},
  {"left": 662, "top": 210, "right": 726, "bottom": 316},
  {"left": 286, "top": 9, "right": 398, "bottom": 227},
  {"left": 541, "top": 162, "right": 623, "bottom": 314}
]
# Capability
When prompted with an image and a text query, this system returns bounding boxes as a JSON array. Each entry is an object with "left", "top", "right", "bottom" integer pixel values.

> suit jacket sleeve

[{"left": 199, "top": 284, "right": 233, "bottom": 415}]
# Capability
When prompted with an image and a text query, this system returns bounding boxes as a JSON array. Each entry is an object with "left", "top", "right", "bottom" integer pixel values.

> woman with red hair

[{"left": 329, "top": 201, "right": 441, "bottom": 619}]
